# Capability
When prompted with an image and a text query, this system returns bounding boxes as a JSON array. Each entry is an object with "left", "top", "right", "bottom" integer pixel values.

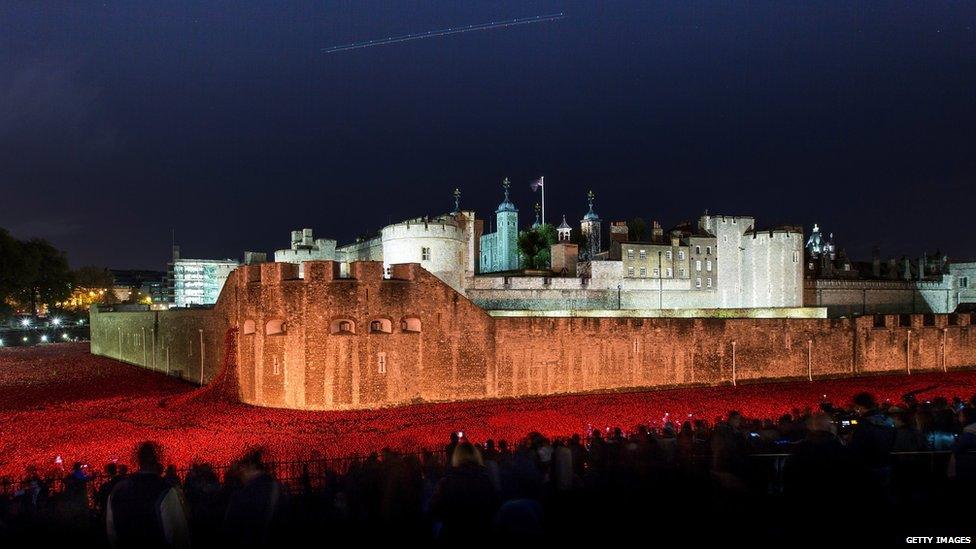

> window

[
  {"left": 330, "top": 319, "right": 356, "bottom": 334},
  {"left": 639, "top": 267, "right": 647, "bottom": 278},
  {"left": 707, "top": 277, "right": 712, "bottom": 288},
  {"left": 723, "top": 236, "right": 728, "bottom": 243},
  {"left": 627, "top": 249, "right": 635, "bottom": 260},
  {"left": 961, "top": 277, "right": 969, "bottom": 288},
  {"left": 665, "top": 250, "right": 672, "bottom": 260},
  {"left": 793, "top": 251, "right": 799, "bottom": 263},
  {"left": 242, "top": 319, "right": 256, "bottom": 335},
  {"left": 639, "top": 250, "right": 646, "bottom": 260},
  {"left": 696, "top": 260, "right": 702, "bottom": 272},
  {"left": 272, "top": 356, "right": 280, "bottom": 375},
  {"left": 706, "top": 246, "right": 711, "bottom": 255},
  {"left": 678, "top": 251, "right": 685, "bottom": 260},
  {"left": 666, "top": 267, "right": 673, "bottom": 277},
  {"left": 265, "top": 319, "right": 285, "bottom": 335},
  {"left": 370, "top": 318, "right": 392, "bottom": 334},
  {"left": 627, "top": 267, "right": 635, "bottom": 277},
  {"left": 377, "top": 352, "right": 387, "bottom": 374},
  {"left": 679, "top": 268, "right": 686, "bottom": 277},
  {"left": 808, "top": 262, "right": 814, "bottom": 270},
  {"left": 421, "top": 247, "right": 431, "bottom": 261},
  {"left": 696, "top": 277, "right": 702, "bottom": 288},
  {"left": 652, "top": 268, "right": 660, "bottom": 277},
  {"left": 706, "top": 260, "right": 712, "bottom": 272},
  {"left": 401, "top": 317, "right": 422, "bottom": 332},
  {"left": 695, "top": 245, "right": 701, "bottom": 254}
]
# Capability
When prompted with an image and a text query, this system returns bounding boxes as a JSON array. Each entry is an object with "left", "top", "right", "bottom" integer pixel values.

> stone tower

[
  {"left": 494, "top": 178, "right": 519, "bottom": 271},
  {"left": 580, "top": 190, "right": 602, "bottom": 259}
]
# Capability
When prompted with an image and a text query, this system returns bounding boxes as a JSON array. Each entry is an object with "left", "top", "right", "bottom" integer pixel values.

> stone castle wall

[{"left": 90, "top": 261, "right": 976, "bottom": 411}]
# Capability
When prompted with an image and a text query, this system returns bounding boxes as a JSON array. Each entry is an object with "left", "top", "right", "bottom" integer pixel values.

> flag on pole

[{"left": 530, "top": 177, "right": 544, "bottom": 192}]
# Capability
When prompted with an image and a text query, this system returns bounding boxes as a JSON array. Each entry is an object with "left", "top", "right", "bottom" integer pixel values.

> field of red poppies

[{"left": 2, "top": 342, "right": 975, "bottom": 478}]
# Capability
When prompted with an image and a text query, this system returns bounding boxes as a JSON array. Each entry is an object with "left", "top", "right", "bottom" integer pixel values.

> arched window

[
  {"left": 242, "top": 319, "right": 256, "bottom": 335},
  {"left": 265, "top": 319, "right": 285, "bottom": 335},
  {"left": 369, "top": 318, "right": 392, "bottom": 334},
  {"left": 330, "top": 319, "right": 356, "bottom": 335},
  {"left": 400, "top": 317, "right": 422, "bottom": 333}
]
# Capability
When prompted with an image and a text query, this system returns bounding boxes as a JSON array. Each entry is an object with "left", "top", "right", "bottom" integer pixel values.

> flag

[{"left": 530, "top": 177, "right": 544, "bottom": 192}]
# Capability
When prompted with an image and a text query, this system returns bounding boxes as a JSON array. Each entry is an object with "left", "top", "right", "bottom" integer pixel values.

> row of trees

[{"left": 0, "top": 228, "right": 118, "bottom": 318}]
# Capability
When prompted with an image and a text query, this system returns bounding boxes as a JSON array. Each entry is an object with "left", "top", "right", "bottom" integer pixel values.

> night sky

[{"left": 1, "top": 1, "right": 973, "bottom": 270}]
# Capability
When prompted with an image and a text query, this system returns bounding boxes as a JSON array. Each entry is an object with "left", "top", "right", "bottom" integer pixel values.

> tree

[
  {"left": 517, "top": 223, "right": 557, "bottom": 270},
  {"left": 72, "top": 265, "right": 119, "bottom": 306},
  {"left": 0, "top": 229, "right": 19, "bottom": 317},
  {"left": 15, "top": 238, "right": 72, "bottom": 315},
  {"left": 73, "top": 266, "right": 115, "bottom": 289},
  {"left": 627, "top": 217, "right": 647, "bottom": 242}
]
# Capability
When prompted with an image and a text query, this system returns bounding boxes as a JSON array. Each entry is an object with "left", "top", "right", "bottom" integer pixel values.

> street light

[
  {"left": 62, "top": 333, "right": 70, "bottom": 340},
  {"left": 40, "top": 335, "right": 48, "bottom": 343},
  {"left": 51, "top": 317, "right": 61, "bottom": 326},
  {"left": 20, "top": 318, "right": 30, "bottom": 327}
]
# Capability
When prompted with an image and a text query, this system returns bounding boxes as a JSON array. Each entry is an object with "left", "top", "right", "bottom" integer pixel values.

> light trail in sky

[{"left": 322, "top": 13, "right": 566, "bottom": 54}]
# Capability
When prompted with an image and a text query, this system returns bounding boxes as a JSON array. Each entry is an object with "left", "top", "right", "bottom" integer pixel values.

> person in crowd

[
  {"left": 95, "top": 463, "right": 122, "bottom": 517},
  {"left": 784, "top": 412, "right": 852, "bottom": 506},
  {"left": 429, "top": 442, "right": 498, "bottom": 543},
  {"left": 710, "top": 411, "right": 749, "bottom": 491},
  {"left": 949, "top": 407, "right": 976, "bottom": 485},
  {"left": 220, "top": 447, "right": 289, "bottom": 548},
  {"left": 106, "top": 442, "right": 189, "bottom": 549},
  {"left": 163, "top": 465, "right": 181, "bottom": 488}
]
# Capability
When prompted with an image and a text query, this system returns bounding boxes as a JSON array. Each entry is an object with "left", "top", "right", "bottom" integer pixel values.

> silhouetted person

[
  {"left": 430, "top": 442, "right": 498, "bottom": 543},
  {"left": 221, "top": 447, "right": 288, "bottom": 548},
  {"left": 106, "top": 442, "right": 189, "bottom": 549},
  {"left": 710, "top": 411, "right": 749, "bottom": 491},
  {"left": 784, "top": 413, "right": 852, "bottom": 503}
]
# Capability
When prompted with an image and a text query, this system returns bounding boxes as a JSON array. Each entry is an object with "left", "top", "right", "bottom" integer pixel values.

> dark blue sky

[{"left": 1, "top": 1, "right": 973, "bottom": 269}]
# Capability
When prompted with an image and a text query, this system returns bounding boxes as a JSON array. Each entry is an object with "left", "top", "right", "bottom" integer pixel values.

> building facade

[{"left": 168, "top": 246, "right": 239, "bottom": 308}]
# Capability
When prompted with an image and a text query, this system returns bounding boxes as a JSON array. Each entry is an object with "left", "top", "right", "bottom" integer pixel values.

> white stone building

[{"left": 274, "top": 228, "right": 336, "bottom": 276}]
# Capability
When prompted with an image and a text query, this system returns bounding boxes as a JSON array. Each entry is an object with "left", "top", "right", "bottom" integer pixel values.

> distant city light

[
  {"left": 20, "top": 318, "right": 30, "bottom": 327},
  {"left": 40, "top": 335, "right": 48, "bottom": 343},
  {"left": 77, "top": 319, "right": 86, "bottom": 325},
  {"left": 51, "top": 317, "right": 61, "bottom": 326},
  {"left": 62, "top": 333, "right": 70, "bottom": 340},
  {"left": 0, "top": 338, "right": 4, "bottom": 346},
  {"left": 22, "top": 336, "right": 28, "bottom": 342}
]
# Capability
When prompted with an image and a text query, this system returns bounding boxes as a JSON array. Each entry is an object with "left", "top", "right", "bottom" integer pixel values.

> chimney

[
  {"left": 302, "top": 228, "right": 314, "bottom": 247},
  {"left": 902, "top": 257, "right": 911, "bottom": 281},
  {"left": 172, "top": 245, "right": 180, "bottom": 262},
  {"left": 918, "top": 255, "right": 925, "bottom": 280},
  {"left": 871, "top": 246, "right": 881, "bottom": 278},
  {"left": 887, "top": 258, "right": 897, "bottom": 279},
  {"left": 651, "top": 221, "right": 664, "bottom": 243},
  {"left": 291, "top": 230, "right": 302, "bottom": 250}
]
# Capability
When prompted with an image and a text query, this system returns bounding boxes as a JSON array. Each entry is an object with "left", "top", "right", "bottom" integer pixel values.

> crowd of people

[{"left": 2, "top": 391, "right": 974, "bottom": 546}]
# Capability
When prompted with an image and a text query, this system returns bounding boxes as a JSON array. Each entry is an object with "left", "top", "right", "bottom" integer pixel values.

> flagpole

[{"left": 541, "top": 176, "right": 545, "bottom": 226}]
